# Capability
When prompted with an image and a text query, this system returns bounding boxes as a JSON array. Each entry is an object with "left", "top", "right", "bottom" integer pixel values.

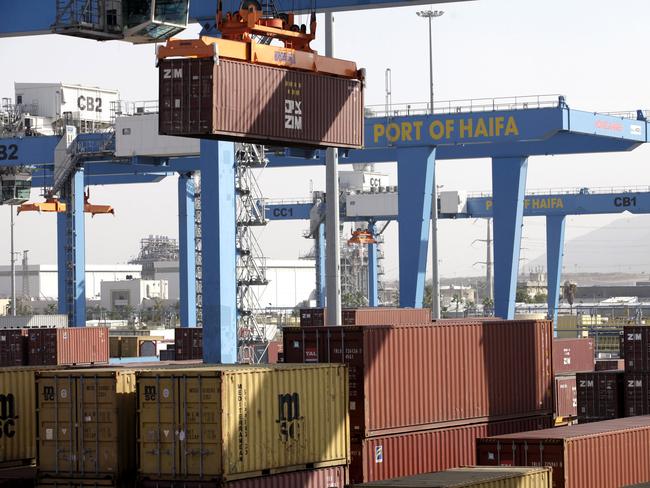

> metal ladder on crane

[{"left": 235, "top": 143, "right": 269, "bottom": 363}]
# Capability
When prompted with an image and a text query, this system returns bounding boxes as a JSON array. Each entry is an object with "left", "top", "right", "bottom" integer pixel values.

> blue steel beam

[
  {"left": 200, "top": 140, "right": 237, "bottom": 364},
  {"left": 0, "top": 1, "right": 470, "bottom": 36},
  {"left": 397, "top": 146, "right": 435, "bottom": 308},
  {"left": 264, "top": 202, "right": 313, "bottom": 221},
  {"left": 57, "top": 169, "right": 86, "bottom": 326},
  {"left": 492, "top": 157, "right": 528, "bottom": 320},
  {"left": 178, "top": 173, "right": 197, "bottom": 328},
  {"left": 546, "top": 215, "right": 566, "bottom": 329}
]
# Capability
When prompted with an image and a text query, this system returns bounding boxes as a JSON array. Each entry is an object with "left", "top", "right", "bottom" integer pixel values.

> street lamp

[
  {"left": 417, "top": 9, "right": 443, "bottom": 319},
  {"left": 416, "top": 9, "right": 444, "bottom": 114}
]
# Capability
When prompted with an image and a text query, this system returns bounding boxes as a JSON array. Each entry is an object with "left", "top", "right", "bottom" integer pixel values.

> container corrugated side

[
  {"left": 284, "top": 320, "right": 553, "bottom": 437},
  {"left": 159, "top": 58, "right": 364, "bottom": 149},
  {"left": 624, "top": 326, "right": 650, "bottom": 372},
  {"left": 28, "top": 328, "right": 109, "bottom": 366},
  {"left": 0, "top": 368, "right": 37, "bottom": 466},
  {"left": 341, "top": 308, "right": 431, "bottom": 325},
  {"left": 624, "top": 372, "right": 650, "bottom": 416},
  {"left": 350, "top": 415, "right": 551, "bottom": 484},
  {"left": 595, "top": 359, "right": 625, "bottom": 371},
  {"left": 0, "top": 315, "right": 67, "bottom": 330},
  {"left": 552, "top": 338, "right": 595, "bottom": 374},
  {"left": 174, "top": 327, "right": 203, "bottom": 360},
  {"left": 354, "top": 467, "right": 551, "bottom": 488},
  {"left": 140, "top": 465, "right": 348, "bottom": 488},
  {"left": 576, "top": 371, "right": 624, "bottom": 422},
  {"left": 137, "top": 364, "right": 349, "bottom": 482},
  {"left": 554, "top": 375, "right": 577, "bottom": 419},
  {"left": 36, "top": 369, "right": 137, "bottom": 481},
  {"left": 477, "top": 416, "right": 650, "bottom": 488},
  {"left": 0, "top": 329, "right": 27, "bottom": 366}
]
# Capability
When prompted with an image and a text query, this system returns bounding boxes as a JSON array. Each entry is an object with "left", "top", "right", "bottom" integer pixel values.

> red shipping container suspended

[
  {"left": 159, "top": 58, "right": 364, "bottom": 149},
  {"left": 351, "top": 415, "right": 551, "bottom": 484},
  {"left": 552, "top": 338, "right": 594, "bottom": 374},
  {"left": 576, "top": 371, "right": 624, "bottom": 423},
  {"left": 624, "top": 326, "right": 650, "bottom": 372},
  {"left": 625, "top": 372, "right": 650, "bottom": 417},
  {"left": 555, "top": 375, "right": 577, "bottom": 419},
  {"left": 0, "top": 329, "right": 27, "bottom": 366},
  {"left": 284, "top": 320, "right": 553, "bottom": 437},
  {"left": 477, "top": 416, "right": 650, "bottom": 488},
  {"left": 27, "top": 327, "right": 109, "bottom": 366}
]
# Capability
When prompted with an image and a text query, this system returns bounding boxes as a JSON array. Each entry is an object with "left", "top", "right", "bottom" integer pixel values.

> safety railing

[
  {"left": 110, "top": 100, "right": 159, "bottom": 121},
  {"left": 601, "top": 109, "right": 649, "bottom": 120},
  {"left": 366, "top": 94, "right": 565, "bottom": 118}
]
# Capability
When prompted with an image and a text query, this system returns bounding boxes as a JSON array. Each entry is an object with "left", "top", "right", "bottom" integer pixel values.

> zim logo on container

[
  {"left": 163, "top": 68, "right": 183, "bottom": 79},
  {"left": 285, "top": 100, "right": 303, "bottom": 130},
  {"left": 0, "top": 393, "right": 17, "bottom": 438},
  {"left": 276, "top": 392, "right": 303, "bottom": 442}
]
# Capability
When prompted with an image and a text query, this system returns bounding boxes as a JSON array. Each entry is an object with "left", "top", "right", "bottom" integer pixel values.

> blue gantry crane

[
  {"left": 264, "top": 185, "right": 650, "bottom": 321},
  {"left": 1, "top": 2, "right": 649, "bottom": 362}
]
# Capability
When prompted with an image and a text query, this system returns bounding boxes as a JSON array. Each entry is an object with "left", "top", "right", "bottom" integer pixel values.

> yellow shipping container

[
  {"left": 137, "top": 364, "right": 349, "bottom": 482},
  {"left": 0, "top": 368, "right": 37, "bottom": 466},
  {"left": 354, "top": 467, "right": 551, "bottom": 487},
  {"left": 36, "top": 369, "right": 137, "bottom": 482}
]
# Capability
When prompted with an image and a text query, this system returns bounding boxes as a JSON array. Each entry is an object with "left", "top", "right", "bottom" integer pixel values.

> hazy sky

[{"left": 1, "top": 0, "right": 650, "bottom": 280}]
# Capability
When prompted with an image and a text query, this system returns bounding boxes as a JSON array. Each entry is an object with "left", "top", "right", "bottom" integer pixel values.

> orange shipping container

[
  {"left": 284, "top": 320, "right": 554, "bottom": 437},
  {"left": 477, "top": 416, "right": 650, "bottom": 488}
]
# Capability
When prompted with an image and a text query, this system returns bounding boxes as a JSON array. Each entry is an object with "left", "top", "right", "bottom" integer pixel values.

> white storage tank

[{"left": 14, "top": 82, "right": 119, "bottom": 125}]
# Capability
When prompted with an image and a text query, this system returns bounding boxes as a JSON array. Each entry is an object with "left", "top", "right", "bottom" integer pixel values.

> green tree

[
  {"left": 533, "top": 293, "right": 548, "bottom": 304},
  {"left": 516, "top": 289, "right": 530, "bottom": 303}
]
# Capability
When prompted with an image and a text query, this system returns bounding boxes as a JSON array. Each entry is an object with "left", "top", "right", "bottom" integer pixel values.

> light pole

[
  {"left": 10, "top": 206, "right": 16, "bottom": 316},
  {"left": 417, "top": 9, "right": 443, "bottom": 319},
  {"left": 416, "top": 9, "right": 444, "bottom": 114}
]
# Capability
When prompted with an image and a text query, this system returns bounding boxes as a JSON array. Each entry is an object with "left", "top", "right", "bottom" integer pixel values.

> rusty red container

[
  {"left": 300, "top": 308, "right": 326, "bottom": 327},
  {"left": 350, "top": 415, "right": 551, "bottom": 484},
  {"left": 266, "top": 340, "right": 282, "bottom": 364},
  {"left": 595, "top": 359, "right": 625, "bottom": 371},
  {"left": 284, "top": 320, "right": 553, "bottom": 438},
  {"left": 341, "top": 308, "right": 431, "bottom": 325},
  {"left": 576, "top": 371, "right": 624, "bottom": 423},
  {"left": 477, "top": 416, "right": 650, "bottom": 488},
  {"left": 174, "top": 327, "right": 203, "bottom": 360},
  {"left": 625, "top": 372, "right": 650, "bottom": 417},
  {"left": 159, "top": 57, "right": 364, "bottom": 149},
  {"left": 624, "top": 326, "right": 650, "bottom": 372},
  {"left": 552, "top": 338, "right": 595, "bottom": 374},
  {"left": 0, "top": 328, "right": 27, "bottom": 366},
  {"left": 27, "top": 327, "right": 109, "bottom": 366},
  {"left": 555, "top": 375, "right": 577, "bottom": 419}
]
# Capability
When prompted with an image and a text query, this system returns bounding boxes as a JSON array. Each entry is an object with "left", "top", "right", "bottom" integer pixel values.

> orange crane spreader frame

[
  {"left": 157, "top": 2, "right": 363, "bottom": 80},
  {"left": 18, "top": 190, "right": 115, "bottom": 217}
]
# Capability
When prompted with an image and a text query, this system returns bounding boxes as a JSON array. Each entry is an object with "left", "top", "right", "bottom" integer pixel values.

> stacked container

[
  {"left": 136, "top": 364, "right": 350, "bottom": 486},
  {"left": 0, "top": 368, "right": 38, "bottom": 468},
  {"left": 35, "top": 369, "right": 137, "bottom": 487},
  {"left": 174, "top": 327, "right": 203, "bottom": 360},
  {"left": 576, "top": 370, "right": 625, "bottom": 422},
  {"left": 353, "top": 466, "right": 552, "bottom": 488},
  {"left": 0, "top": 329, "right": 27, "bottom": 366},
  {"left": 284, "top": 317, "right": 554, "bottom": 484},
  {"left": 624, "top": 326, "right": 650, "bottom": 416},
  {"left": 28, "top": 328, "right": 109, "bottom": 366},
  {"left": 552, "top": 338, "right": 595, "bottom": 423},
  {"left": 477, "top": 416, "right": 650, "bottom": 488}
]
